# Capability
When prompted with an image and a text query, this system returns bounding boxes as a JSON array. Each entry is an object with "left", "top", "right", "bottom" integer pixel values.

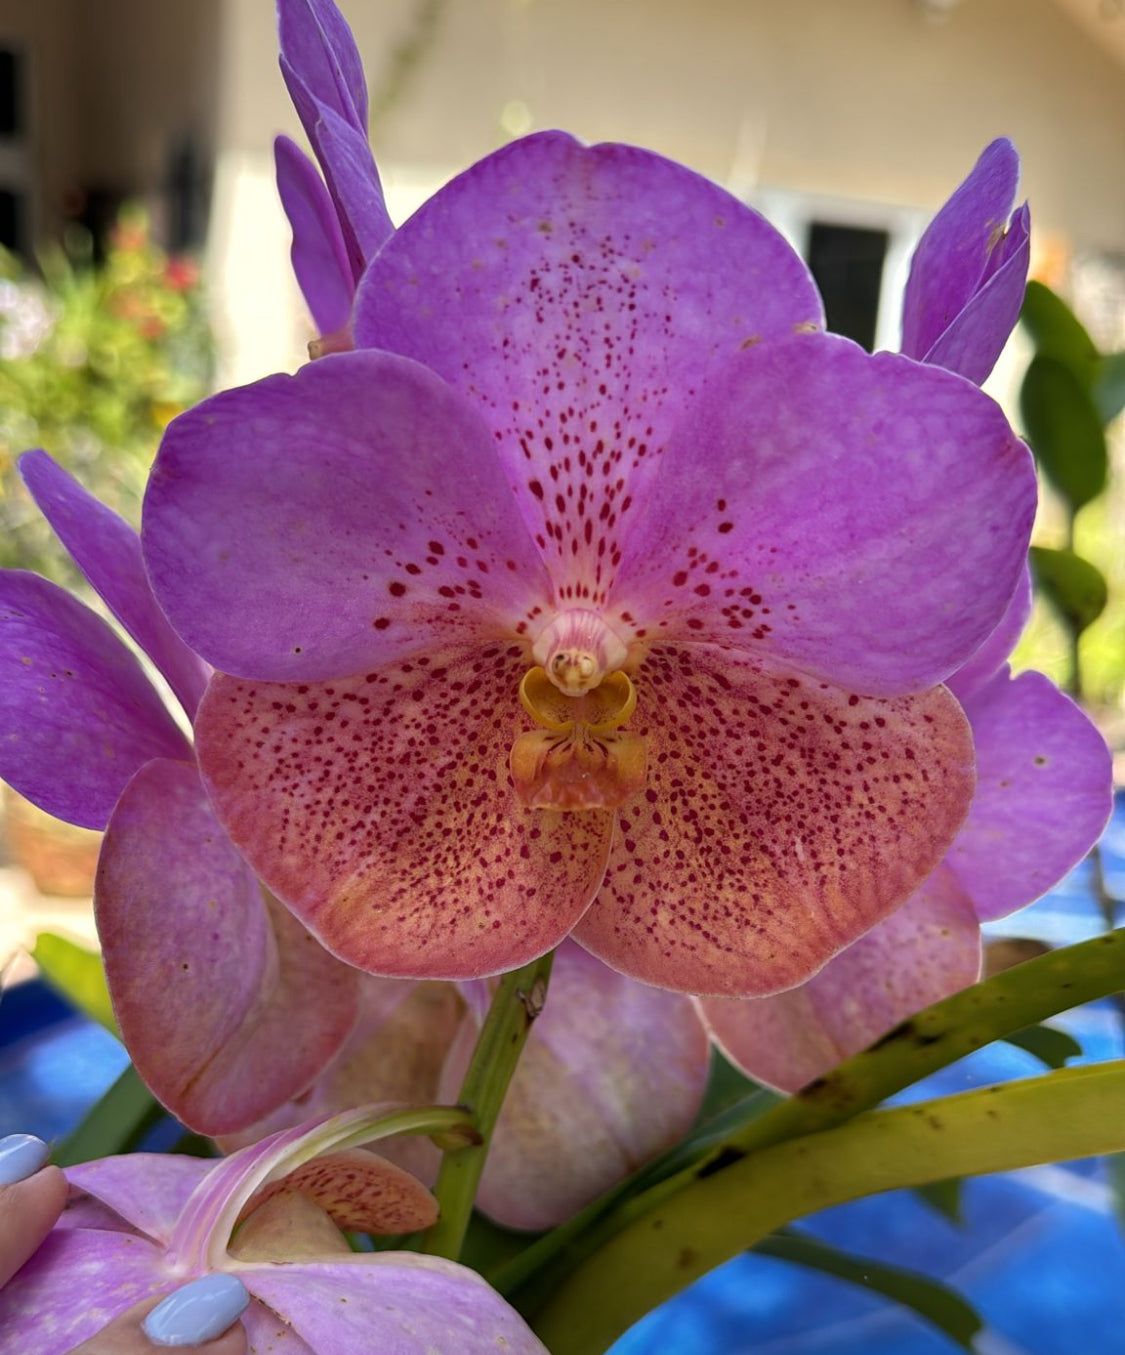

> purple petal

[
  {"left": 945, "top": 561, "right": 1032, "bottom": 704},
  {"left": 921, "top": 202, "right": 1031, "bottom": 385},
  {"left": 901, "top": 139, "right": 1021, "bottom": 364},
  {"left": 194, "top": 652, "right": 613, "bottom": 979},
  {"left": 311, "top": 101, "right": 394, "bottom": 270},
  {"left": 947, "top": 669, "right": 1113, "bottom": 921},
  {"left": 278, "top": 0, "right": 368, "bottom": 139},
  {"left": 242, "top": 1257, "right": 551, "bottom": 1354},
  {"left": 701, "top": 866, "right": 981, "bottom": 1092},
  {"left": 573, "top": 644, "right": 976, "bottom": 997},
  {"left": 67, "top": 1154, "right": 214, "bottom": 1244},
  {"left": 609, "top": 335, "right": 1037, "bottom": 695},
  {"left": 143, "top": 351, "right": 551, "bottom": 682},
  {"left": 96, "top": 758, "right": 359, "bottom": 1134},
  {"left": 19, "top": 450, "right": 210, "bottom": 719},
  {"left": 0, "top": 1227, "right": 168, "bottom": 1355},
  {"left": 461, "top": 943, "right": 709, "bottom": 1230},
  {"left": 275, "top": 135, "right": 355, "bottom": 335},
  {"left": 355, "top": 131, "right": 823, "bottom": 599},
  {"left": 0, "top": 572, "right": 191, "bottom": 829}
]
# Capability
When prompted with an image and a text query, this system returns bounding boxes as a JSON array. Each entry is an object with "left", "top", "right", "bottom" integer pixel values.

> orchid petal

[
  {"left": 901, "top": 138, "right": 1021, "bottom": 365},
  {"left": 275, "top": 134, "right": 354, "bottom": 335},
  {"left": 221, "top": 980, "right": 461, "bottom": 1184},
  {"left": 278, "top": 0, "right": 368, "bottom": 141},
  {"left": 0, "top": 572, "right": 191, "bottom": 829},
  {"left": 355, "top": 131, "right": 823, "bottom": 597},
  {"left": 96, "top": 758, "right": 359, "bottom": 1135},
  {"left": 242, "top": 1258, "right": 551, "bottom": 1354},
  {"left": 144, "top": 352, "right": 551, "bottom": 682},
  {"left": 574, "top": 644, "right": 975, "bottom": 996},
  {"left": 920, "top": 202, "right": 1030, "bottom": 385},
  {"left": 609, "top": 335, "right": 1036, "bottom": 695},
  {"left": 700, "top": 866, "right": 981, "bottom": 1092},
  {"left": 19, "top": 450, "right": 210, "bottom": 719},
  {"left": 67, "top": 1154, "right": 214, "bottom": 1244},
  {"left": 0, "top": 1228, "right": 168, "bottom": 1355},
  {"left": 948, "top": 669, "right": 1113, "bottom": 920},
  {"left": 946, "top": 561, "right": 1033, "bottom": 703},
  {"left": 311, "top": 101, "right": 394, "bottom": 269},
  {"left": 195, "top": 649, "right": 613, "bottom": 978},
  {"left": 455, "top": 942, "right": 709, "bottom": 1230},
  {"left": 240, "top": 1148, "right": 437, "bottom": 1236}
]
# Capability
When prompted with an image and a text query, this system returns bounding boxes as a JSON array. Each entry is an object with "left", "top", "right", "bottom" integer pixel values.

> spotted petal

[
  {"left": 574, "top": 643, "right": 975, "bottom": 996},
  {"left": 20, "top": 449, "right": 210, "bottom": 719},
  {"left": 902, "top": 138, "right": 1027, "bottom": 383},
  {"left": 947, "top": 669, "right": 1112, "bottom": 920},
  {"left": 355, "top": 130, "right": 823, "bottom": 599},
  {"left": 700, "top": 867, "right": 981, "bottom": 1092},
  {"left": 0, "top": 572, "right": 190, "bottom": 829},
  {"left": 609, "top": 335, "right": 1036, "bottom": 695},
  {"left": 96, "top": 757, "right": 360, "bottom": 1134},
  {"left": 143, "top": 351, "right": 552, "bottom": 682},
  {"left": 195, "top": 645, "right": 613, "bottom": 978},
  {"left": 450, "top": 942, "right": 709, "bottom": 1230},
  {"left": 275, "top": 134, "right": 354, "bottom": 335}
]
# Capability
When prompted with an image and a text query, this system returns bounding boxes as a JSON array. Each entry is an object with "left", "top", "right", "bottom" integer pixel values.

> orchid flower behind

[
  {"left": 274, "top": 0, "right": 392, "bottom": 346},
  {"left": 0, "top": 451, "right": 359, "bottom": 1134},
  {"left": 0, "top": 1107, "right": 551, "bottom": 1355},
  {"left": 900, "top": 137, "right": 1031, "bottom": 385},
  {"left": 699, "top": 577, "right": 1114, "bottom": 1092},
  {"left": 220, "top": 943, "right": 710, "bottom": 1231},
  {"left": 145, "top": 129, "right": 1038, "bottom": 1000}
]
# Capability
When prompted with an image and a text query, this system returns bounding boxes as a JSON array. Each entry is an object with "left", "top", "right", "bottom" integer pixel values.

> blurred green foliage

[
  {"left": 1013, "top": 281, "right": 1125, "bottom": 713},
  {"left": 0, "top": 206, "right": 213, "bottom": 582}
]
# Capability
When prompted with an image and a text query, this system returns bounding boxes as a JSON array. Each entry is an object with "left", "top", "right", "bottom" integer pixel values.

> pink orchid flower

[{"left": 0, "top": 1107, "right": 550, "bottom": 1355}]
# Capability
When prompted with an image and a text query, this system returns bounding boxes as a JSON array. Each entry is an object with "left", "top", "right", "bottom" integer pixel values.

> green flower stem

[
  {"left": 422, "top": 951, "right": 554, "bottom": 1261},
  {"left": 497, "top": 928, "right": 1125, "bottom": 1307},
  {"left": 531, "top": 1060, "right": 1125, "bottom": 1355}
]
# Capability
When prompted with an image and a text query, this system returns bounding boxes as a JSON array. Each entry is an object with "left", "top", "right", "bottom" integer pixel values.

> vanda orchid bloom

[
  {"left": 143, "top": 128, "right": 1038, "bottom": 999},
  {"left": 700, "top": 574, "right": 1114, "bottom": 1090},
  {"left": 0, "top": 1107, "right": 551, "bottom": 1355},
  {"left": 0, "top": 451, "right": 361, "bottom": 1135}
]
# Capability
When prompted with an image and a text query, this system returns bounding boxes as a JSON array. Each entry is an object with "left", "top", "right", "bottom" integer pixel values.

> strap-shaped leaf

[
  {"left": 754, "top": 1229, "right": 983, "bottom": 1351},
  {"left": 1020, "top": 281, "right": 1099, "bottom": 386},
  {"left": 1030, "top": 545, "right": 1108, "bottom": 636},
  {"left": 54, "top": 1063, "right": 162, "bottom": 1167},
  {"left": 32, "top": 932, "right": 117, "bottom": 1036},
  {"left": 1003, "top": 1020, "right": 1083, "bottom": 1069},
  {"left": 1020, "top": 355, "right": 1107, "bottom": 511}
]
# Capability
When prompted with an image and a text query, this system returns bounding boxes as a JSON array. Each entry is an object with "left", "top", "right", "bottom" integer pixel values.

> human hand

[{"left": 0, "top": 1134, "right": 249, "bottom": 1353}]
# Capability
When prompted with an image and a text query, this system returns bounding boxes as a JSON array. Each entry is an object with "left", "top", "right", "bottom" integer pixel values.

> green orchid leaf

[
  {"left": 1095, "top": 351, "right": 1125, "bottom": 426},
  {"left": 54, "top": 1063, "right": 162, "bottom": 1167},
  {"left": 1003, "top": 1021, "right": 1082, "bottom": 1069},
  {"left": 1029, "top": 545, "right": 1108, "bottom": 636},
  {"left": 1107, "top": 1151, "right": 1125, "bottom": 1238},
  {"left": 755, "top": 1230, "right": 983, "bottom": 1351},
  {"left": 1020, "top": 356, "right": 1108, "bottom": 511},
  {"left": 1020, "top": 281, "right": 1099, "bottom": 386},
  {"left": 32, "top": 931, "right": 118, "bottom": 1036}
]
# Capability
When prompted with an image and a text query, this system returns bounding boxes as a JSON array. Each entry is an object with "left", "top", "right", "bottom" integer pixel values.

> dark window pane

[
  {"left": 0, "top": 49, "right": 21, "bottom": 137},
  {"left": 0, "top": 188, "right": 23, "bottom": 252},
  {"left": 806, "top": 221, "right": 889, "bottom": 352}
]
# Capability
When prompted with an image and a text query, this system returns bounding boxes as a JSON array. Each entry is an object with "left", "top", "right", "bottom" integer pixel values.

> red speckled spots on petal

[
  {"left": 573, "top": 643, "right": 975, "bottom": 997},
  {"left": 357, "top": 133, "right": 821, "bottom": 604},
  {"left": 241, "top": 1149, "right": 437, "bottom": 1236},
  {"left": 195, "top": 646, "right": 612, "bottom": 979},
  {"left": 700, "top": 866, "right": 981, "bottom": 1092}
]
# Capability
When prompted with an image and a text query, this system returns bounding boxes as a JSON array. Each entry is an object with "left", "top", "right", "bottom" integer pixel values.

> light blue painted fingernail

[
  {"left": 0, "top": 1134, "right": 50, "bottom": 1185},
  {"left": 142, "top": 1274, "right": 250, "bottom": 1348}
]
